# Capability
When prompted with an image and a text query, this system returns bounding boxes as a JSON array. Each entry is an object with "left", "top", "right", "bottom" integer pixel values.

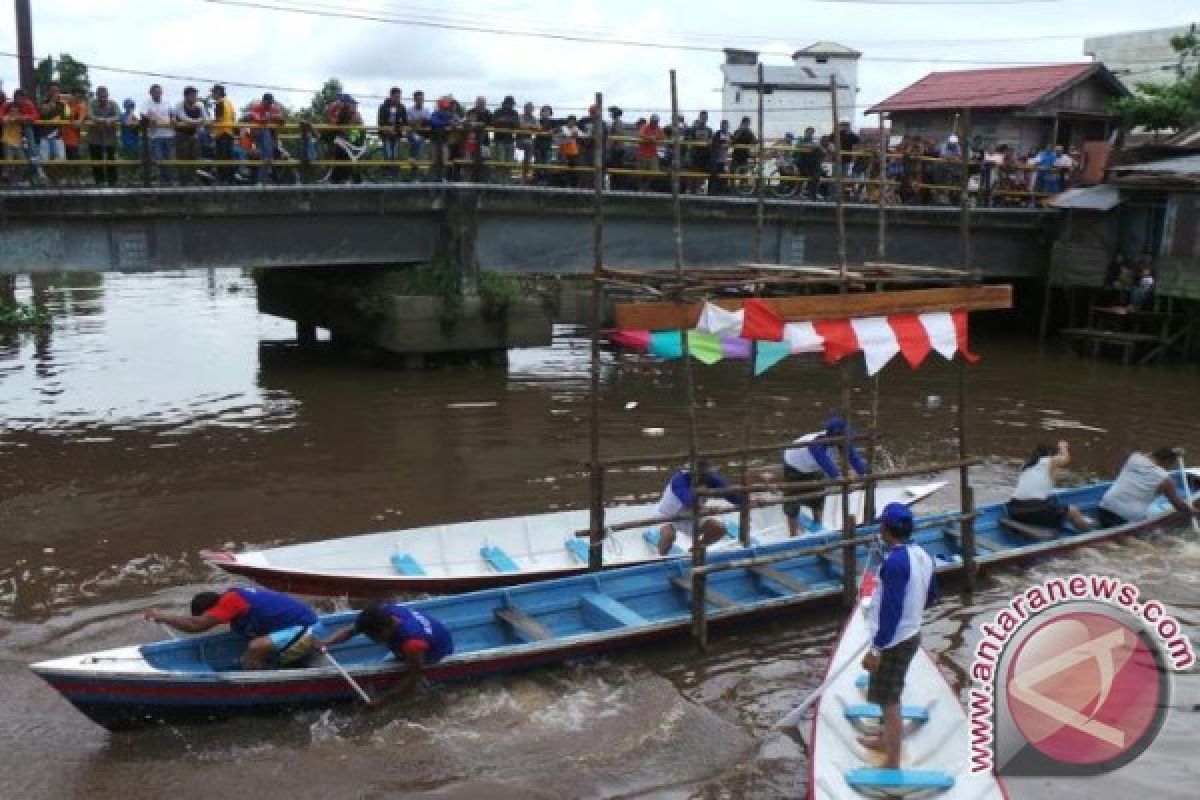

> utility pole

[{"left": 15, "top": 0, "right": 37, "bottom": 95}]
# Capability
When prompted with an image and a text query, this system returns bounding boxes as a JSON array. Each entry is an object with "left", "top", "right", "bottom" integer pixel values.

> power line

[{"left": 203, "top": 0, "right": 1093, "bottom": 65}]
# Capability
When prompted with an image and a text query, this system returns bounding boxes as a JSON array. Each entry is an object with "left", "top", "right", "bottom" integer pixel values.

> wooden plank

[
  {"left": 748, "top": 564, "right": 809, "bottom": 594},
  {"left": 669, "top": 574, "right": 735, "bottom": 608},
  {"left": 613, "top": 285, "right": 1013, "bottom": 330},
  {"left": 495, "top": 607, "right": 553, "bottom": 642},
  {"left": 862, "top": 261, "right": 971, "bottom": 277}
]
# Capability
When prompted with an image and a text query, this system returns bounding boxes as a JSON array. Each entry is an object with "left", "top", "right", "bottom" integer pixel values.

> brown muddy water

[{"left": 0, "top": 270, "right": 1198, "bottom": 800}]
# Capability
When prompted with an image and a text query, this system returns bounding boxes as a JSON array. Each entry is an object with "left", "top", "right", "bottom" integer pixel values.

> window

[{"left": 735, "top": 91, "right": 741, "bottom": 103}]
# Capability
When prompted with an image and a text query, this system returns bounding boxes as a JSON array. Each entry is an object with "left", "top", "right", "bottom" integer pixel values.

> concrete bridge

[
  {"left": 0, "top": 184, "right": 1055, "bottom": 277},
  {"left": 0, "top": 184, "right": 1057, "bottom": 359}
]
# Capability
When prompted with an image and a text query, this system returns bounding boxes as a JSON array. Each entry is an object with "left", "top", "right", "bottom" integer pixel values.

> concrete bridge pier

[{"left": 256, "top": 265, "right": 553, "bottom": 364}]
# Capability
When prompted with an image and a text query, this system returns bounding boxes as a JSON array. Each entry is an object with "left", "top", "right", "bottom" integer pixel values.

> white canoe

[
  {"left": 808, "top": 576, "right": 1008, "bottom": 799},
  {"left": 202, "top": 482, "right": 945, "bottom": 596}
]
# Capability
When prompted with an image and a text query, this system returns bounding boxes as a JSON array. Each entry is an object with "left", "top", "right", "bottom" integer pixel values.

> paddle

[
  {"left": 321, "top": 646, "right": 374, "bottom": 706},
  {"left": 1178, "top": 450, "right": 1199, "bottom": 534},
  {"left": 773, "top": 639, "right": 871, "bottom": 731}
]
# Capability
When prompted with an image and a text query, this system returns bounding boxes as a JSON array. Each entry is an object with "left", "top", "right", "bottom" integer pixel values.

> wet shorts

[
  {"left": 268, "top": 625, "right": 318, "bottom": 666},
  {"left": 782, "top": 466, "right": 825, "bottom": 521},
  {"left": 1006, "top": 497, "right": 1066, "bottom": 529},
  {"left": 867, "top": 634, "right": 920, "bottom": 707}
]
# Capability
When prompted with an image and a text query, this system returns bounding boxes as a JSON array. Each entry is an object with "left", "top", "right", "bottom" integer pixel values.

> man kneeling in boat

[
  {"left": 1096, "top": 447, "right": 1200, "bottom": 528},
  {"left": 1007, "top": 440, "right": 1092, "bottom": 531},
  {"left": 145, "top": 587, "right": 320, "bottom": 670},
  {"left": 782, "top": 416, "right": 867, "bottom": 537},
  {"left": 861, "top": 503, "right": 937, "bottom": 769},
  {"left": 322, "top": 603, "right": 453, "bottom": 705},
  {"left": 655, "top": 460, "right": 746, "bottom": 556}
]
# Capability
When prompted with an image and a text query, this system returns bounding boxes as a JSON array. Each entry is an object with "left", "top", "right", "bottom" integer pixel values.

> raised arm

[{"left": 144, "top": 608, "right": 222, "bottom": 634}]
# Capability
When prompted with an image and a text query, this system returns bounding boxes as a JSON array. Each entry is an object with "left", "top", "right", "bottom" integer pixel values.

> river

[{"left": 0, "top": 270, "right": 1197, "bottom": 799}]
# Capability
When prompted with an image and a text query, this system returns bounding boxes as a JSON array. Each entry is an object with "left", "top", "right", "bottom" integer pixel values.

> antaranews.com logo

[{"left": 968, "top": 574, "right": 1195, "bottom": 777}]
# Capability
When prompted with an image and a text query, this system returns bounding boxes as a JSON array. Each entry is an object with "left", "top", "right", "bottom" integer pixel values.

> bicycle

[{"left": 729, "top": 156, "right": 803, "bottom": 199}]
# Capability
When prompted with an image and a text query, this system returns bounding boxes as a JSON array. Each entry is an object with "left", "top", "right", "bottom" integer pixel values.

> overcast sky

[{"left": 1, "top": 0, "right": 1196, "bottom": 121}]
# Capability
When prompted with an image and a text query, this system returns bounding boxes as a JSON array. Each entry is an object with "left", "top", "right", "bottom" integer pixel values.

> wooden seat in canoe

[
  {"left": 998, "top": 517, "right": 1058, "bottom": 541},
  {"left": 495, "top": 607, "right": 553, "bottom": 642},
  {"left": 668, "top": 574, "right": 735, "bottom": 608},
  {"left": 580, "top": 593, "right": 646, "bottom": 628},
  {"left": 481, "top": 545, "right": 519, "bottom": 573},
  {"left": 844, "top": 702, "right": 931, "bottom": 736},
  {"left": 844, "top": 767, "right": 955, "bottom": 794},
  {"left": 749, "top": 564, "right": 809, "bottom": 595},
  {"left": 390, "top": 553, "right": 426, "bottom": 576}
]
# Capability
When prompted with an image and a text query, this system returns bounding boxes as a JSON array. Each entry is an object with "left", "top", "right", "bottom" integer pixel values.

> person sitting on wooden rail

[
  {"left": 860, "top": 503, "right": 937, "bottom": 769},
  {"left": 321, "top": 602, "right": 453, "bottom": 706},
  {"left": 782, "top": 416, "right": 868, "bottom": 537},
  {"left": 1096, "top": 447, "right": 1200, "bottom": 528},
  {"left": 1006, "top": 440, "right": 1092, "bottom": 531},
  {"left": 145, "top": 586, "right": 320, "bottom": 670},
  {"left": 654, "top": 460, "right": 746, "bottom": 556}
]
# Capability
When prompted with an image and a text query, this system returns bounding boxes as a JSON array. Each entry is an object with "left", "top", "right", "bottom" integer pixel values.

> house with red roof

[{"left": 867, "top": 63, "right": 1128, "bottom": 156}]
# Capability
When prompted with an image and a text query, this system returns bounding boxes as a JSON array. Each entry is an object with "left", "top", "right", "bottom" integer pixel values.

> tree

[
  {"left": 298, "top": 77, "right": 344, "bottom": 122},
  {"left": 1113, "top": 33, "right": 1200, "bottom": 133},
  {"left": 34, "top": 53, "right": 91, "bottom": 99}
]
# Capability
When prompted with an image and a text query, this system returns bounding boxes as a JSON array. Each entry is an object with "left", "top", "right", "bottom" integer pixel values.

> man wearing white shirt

[
  {"left": 143, "top": 84, "right": 175, "bottom": 185},
  {"left": 408, "top": 90, "right": 433, "bottom": 173}
]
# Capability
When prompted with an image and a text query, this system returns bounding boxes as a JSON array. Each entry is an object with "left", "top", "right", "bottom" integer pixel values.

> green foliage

[
  {"left": 35, "top": 54, "right": 91, "bottom": 98},
  {"left": 477, "top": 271, "right": 521, "bottom": 319},
  {"left": 0, "top": 302, "right": 51, "bottom": 330},
  {"left": 298, "top": 77, "right": 345, "bottom": 122},
  {"left": 1113, "top": 33, "right": 1200, "bottom": 132},
  {"left": 391, "top": 258, "right": 463, "bottom": 329}
]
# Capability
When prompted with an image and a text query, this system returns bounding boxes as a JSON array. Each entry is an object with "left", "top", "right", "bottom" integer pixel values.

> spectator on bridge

[
  {"left": 577, "top": 105, "right": 602, "bottom": 187},
  {"left": 730, "top": 116, "right": 755, "bottom": 175},
  {"left": 533, "top": 104, "right": 555, "bottom": 185},
  {"left": 87, "top": 86, "right": 120, "bottom": 187},
  {"left": 2, "top": 89, "right": 39, "bottom": 185},
  {"left": 492, "top": 96, "right": 520, "bottom": 181},
  {"left": 607, "top": 106, "right": 631, "bottom": 187},
  {"left": 37, "top": 81, "right": 68, "bottom": 164},
  {"left": 836, "top": 120, "right": 860, "bottom": 181},
  {"left": 63, "top": 88, "right": 89, "bottom": 185},
  {"left": 119, "top": 98, "right": 140, "bottom": 163},
  {"left": 143, "top": 84, "right": 175, "bottom": 185},
  {"left": 557, "top": 114, "right": 583, "bottom": 183},
  {"left": 518, "top": 101, "right": 538, "bottom": 184},
  {"left": 637, "top": 114, "right": 664, "bottom": 191},
  {"left": 378, "top": 87, "right": 408, "bottom": 173},
  {"left": 464, "top": 96, "right": 492, "bottom": 182},
  {"left": 173, "top": 87, "right": 209, "bottom": 186},
  {"left": 329, "top": 95, "right": 362, "bottom": 184},
  {"left": 210, "top": 85, "right": 237, "bottom": 184},
  {"left": 708, "top": 119, "right": 732, "bottom": 195},
  {"left": 408, "top": 90, "right": 431, "bottom": 171},
  {"left": 795, "top": 126, "right": 823, "bottom": 199},
  {"left": 428, "top": 96, "right": 459, "bottom": 180},
  {"left": 249, "top": 92, "right": 284, "bottom": 184},
  {"left": 686, "top": 111, "right": 712, "bottom": 194}
]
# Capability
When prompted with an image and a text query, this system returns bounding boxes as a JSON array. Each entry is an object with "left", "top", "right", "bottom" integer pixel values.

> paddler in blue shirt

[
  {"left": 321, "top": 603, "right": 454, "bottom": 706},
  {"left": 782, "top": 416, "right": 868, "bottom": 535},
  {"left": 654, "top": 460, "right": 746, "bottom": 556},
  {"left": 861, "top": 503, "right": 937, "bottom": 769},
  {"left": 145, "top": 587, "right": 320, "bottom": 670}
]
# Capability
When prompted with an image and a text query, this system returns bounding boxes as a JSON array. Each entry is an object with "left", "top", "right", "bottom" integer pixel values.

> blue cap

[
  {"left": 881, "top": 502, "right": 913, "bottom": 536},
  {"left": 825, "top": 416, "right": 846, "bottom": 436}
]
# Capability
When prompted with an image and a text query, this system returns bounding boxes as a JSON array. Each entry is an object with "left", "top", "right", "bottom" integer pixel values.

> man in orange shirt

[
  {"left": 637, "top": 114, "right": 663, "bottom": 191},
  {"left": 63, "top": 89, "right": 89, "bottom": 185}
]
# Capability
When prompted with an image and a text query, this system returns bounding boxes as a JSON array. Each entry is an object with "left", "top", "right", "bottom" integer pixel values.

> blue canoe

[{"left": 31, "top": 476, "right": 1195, "bottom": 730}]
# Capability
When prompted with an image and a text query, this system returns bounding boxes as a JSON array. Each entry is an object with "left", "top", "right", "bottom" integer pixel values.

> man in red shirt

[
  {"left": 637, "top": 114, "right": 663, "bottom": 191},
  {"left": 249, "top": 93, "right": 284, "bottom": 184}
]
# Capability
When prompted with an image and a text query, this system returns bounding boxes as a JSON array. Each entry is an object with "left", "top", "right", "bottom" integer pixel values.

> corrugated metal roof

[
  {"left": 867, "top": 63, "right": 1102, "bottom": 113},
  {"left": 1110, "top": 154, "right": 1200, "bottom": 175},
  {"left": 1047, "top": 184, "right": 1121, "bottom": 210}
]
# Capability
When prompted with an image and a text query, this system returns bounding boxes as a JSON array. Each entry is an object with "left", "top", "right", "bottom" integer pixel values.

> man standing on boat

[
  {"left": 861, "top": 503, "right": 936, "bottom": 769},
  {"left": 144, "top": 587, "right": 320, "bottom": 670},
  {"left": 782, "top": 416, "right": 868, "bottom": 536},
  {"left": 655, "top": 460, "right": 746, "bottom": 556},
  {"left": 322, "top": 603, "right": 453, "bottom": 706},
  {"left": 1096, "top": 447, "right": 1200, "bottom": 528}
]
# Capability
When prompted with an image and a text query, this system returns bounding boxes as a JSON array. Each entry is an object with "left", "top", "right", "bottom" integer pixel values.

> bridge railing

[{"left": 0, "top": 119, "right": 1063, "bottom": 206}]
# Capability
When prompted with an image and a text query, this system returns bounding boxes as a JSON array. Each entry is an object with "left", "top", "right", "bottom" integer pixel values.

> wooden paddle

[
  {"left": 1178, "top": 451, "right": 1200, "bottom": 534},
  {"left": 321, "top": 646, "right": 374, "bottom": 706}
]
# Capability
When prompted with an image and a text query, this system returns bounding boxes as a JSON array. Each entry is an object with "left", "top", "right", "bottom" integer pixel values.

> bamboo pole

[
  {"left": 588, "top": 90, "right": 606, "bottom": 572},
  {"left": 755, "top": 63, "right": 766, "bottom": 264},
  {"left": 598, "top": 429, "right": 887, "bottom": 468},
  {"left": 831, "top": 75, "right": 847, "bottom": 276},
  {"left": 957, "top": 107, "right": 978, "bottom": 591},
  {"left": 959, "top": 108, "right": 973, "bottom": 278},
  {"left": 668, "top": 70, "right": 707, "bottom": 649},
  {"left": 877, "top": 111, "right": 887, "bottom": 261},
  {"left": 738, "top": 345, "right": 757, "bottom": 548}
]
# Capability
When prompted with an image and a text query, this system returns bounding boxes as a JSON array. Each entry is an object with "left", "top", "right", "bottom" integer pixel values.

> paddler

[
  {"left": 860, "top": 503, "right": 937, "bottom": 769},
  {"left": 654, "top": 460, "right": 746, "bottom": 556},
  {"left": 321, "top": 602, "right": 453, "bottom": 706},
  {"left": 145, "top": 586, "right": 320, "bottom": 670},
  {"left": 1096, "top": 446, "right": 1200, "bottom": 528},
  {"left": 782, "top": 416, "right": 868, "bottom": 536}
]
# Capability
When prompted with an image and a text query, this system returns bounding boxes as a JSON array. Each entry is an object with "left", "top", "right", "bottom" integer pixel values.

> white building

[
  {"left": 720, "top": 43, "right": 860, "bottom": 141},
  {"left": 1084, "top": 24, "right": 1198, "bottom": 90}
]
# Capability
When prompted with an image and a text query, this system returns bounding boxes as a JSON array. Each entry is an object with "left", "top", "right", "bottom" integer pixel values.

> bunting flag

[
  {"left": 610, "top": 309, "right": 980, "bottom": 376},
  {"left": 696, "top": 304, "right": 744, "bottom": 337}
]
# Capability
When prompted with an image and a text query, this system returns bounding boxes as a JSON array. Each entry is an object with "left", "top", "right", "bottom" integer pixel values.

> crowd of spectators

[{"left": 1, "top": 82, "right": 1083, "bottom": 204}]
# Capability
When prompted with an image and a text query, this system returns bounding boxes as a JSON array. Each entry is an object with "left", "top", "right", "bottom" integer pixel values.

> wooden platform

[{"left": 1060, "top": 328, "right": 1163, "bottom": 364}]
